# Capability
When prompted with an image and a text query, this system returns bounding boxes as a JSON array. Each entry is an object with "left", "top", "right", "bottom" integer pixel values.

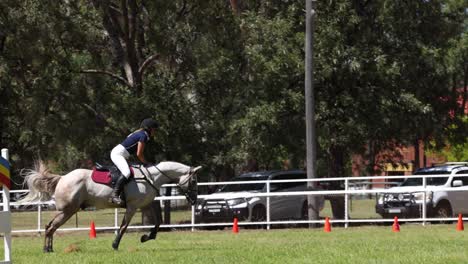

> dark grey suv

[{"left": 195, "top": 170, "right": 325, "bottom": 223}]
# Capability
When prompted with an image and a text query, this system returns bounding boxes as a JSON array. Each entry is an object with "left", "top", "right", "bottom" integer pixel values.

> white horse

[{"left": 20, "top": 161, "right": 201, "bottom": 252}]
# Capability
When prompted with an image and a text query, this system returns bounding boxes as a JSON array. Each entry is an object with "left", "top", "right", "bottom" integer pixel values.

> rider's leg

[
  {"left": 110, "top": 176, "right": 128, "bottom": 205},
  {"left": 109, "top": 145, "right": 131, "bottom": 205}
]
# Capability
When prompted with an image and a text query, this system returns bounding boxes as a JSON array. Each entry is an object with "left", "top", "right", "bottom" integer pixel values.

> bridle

[{"left": 136, "top": 164, "right": 198, "bottom": 205}]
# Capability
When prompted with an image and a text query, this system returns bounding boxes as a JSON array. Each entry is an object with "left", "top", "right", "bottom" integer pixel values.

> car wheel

[
  {"left": 250, "top": 206, "right": 266, "bottom": 229},
  {"left": 435, "top": 201, "right": 453, "bottom": 224}
]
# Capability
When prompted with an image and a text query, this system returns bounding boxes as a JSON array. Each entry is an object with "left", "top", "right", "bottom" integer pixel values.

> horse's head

[
  {"left": 148, "top": 162, "right": 202, "bottom": 205},
  {"left": 177, "top": 166, "right": 202, "bottom": 206}
]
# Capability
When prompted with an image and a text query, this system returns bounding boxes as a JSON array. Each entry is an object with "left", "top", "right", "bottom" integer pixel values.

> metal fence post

[
  {"left": 38, "top": 203, "right": 42, "bottom": 233},
  {"left": 266, "top": 180, "right": 270, "bottom": 230},
  {"left": 345, "top": 178, "right": 349, "bottom": 228},
  {"left": 422, "top": 176, "right": 427, "bottom": 226},
  {"left": 114, "top": 208, "right": 118, "bottom": 234},
  {"left": 191, "top": 205, "right": 195, "bottom": 232}
]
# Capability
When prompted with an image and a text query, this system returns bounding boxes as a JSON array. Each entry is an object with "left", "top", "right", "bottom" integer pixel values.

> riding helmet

[{"left": 140, "top": 118, "right": 158, "bottom": 130}]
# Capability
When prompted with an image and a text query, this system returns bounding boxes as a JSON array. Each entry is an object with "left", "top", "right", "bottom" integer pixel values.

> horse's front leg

[
  {"left": 112, "top": 208, "right": 136, "bottom": 250},
  {"left": 141, "top": 201, "right": 162, "bottom": 243}
]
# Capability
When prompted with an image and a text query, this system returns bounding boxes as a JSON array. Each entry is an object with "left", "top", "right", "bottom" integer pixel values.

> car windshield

[
  {"left": 218, "top": 176, "right": 269, "bottom": 192},
  {"left": 401, "top": 171, "right": 451, "bottom": 186}
]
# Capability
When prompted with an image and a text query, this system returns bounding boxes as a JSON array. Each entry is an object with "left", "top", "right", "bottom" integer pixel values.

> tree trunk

[
  {"left": 414, "top": 139, "right": 420, "bottom": 170},
  {"left": 229, "top": 0, "right": 240, "bottom": 14},
  {"left": 164, "top": 187, "right": 172, "bottom": 225},
  {"left": 327, "top": 145, "right": 346, "bottom": 219},
  {"left": 142, "top": 201, "right": 162, "bottom": 225},
  {"left": 89, "top": 0, "right": 156, "bottom": 95},
  {"left": 141, "top": 187, "right": 172, "bottom": 226},
  {"left": 462, "top": 67, "right": 467, "bottom": 115},
  {"left": 328, "top": 195, "right": 345, "bottom": 219}
]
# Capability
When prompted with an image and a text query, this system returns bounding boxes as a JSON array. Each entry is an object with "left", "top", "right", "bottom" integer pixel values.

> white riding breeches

[{"left": 110, "top": 144, "right": 131, "bottom": 178}]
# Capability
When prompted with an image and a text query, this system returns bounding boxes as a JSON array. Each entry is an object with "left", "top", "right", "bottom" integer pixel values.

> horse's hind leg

[
  {"left": 112, "top": 208, "right": 136, "bottom": 250},
  {"left": 141, "top": 202, "right": 162, "bottom": 243},
  {"left": 43, "top": 209, "right": 77, "bottom": 253},
  {"left": 44, "top": 222, "right": 53, "bottom": 252}
]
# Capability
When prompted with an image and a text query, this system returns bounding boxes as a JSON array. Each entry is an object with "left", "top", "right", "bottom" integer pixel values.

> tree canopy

[{"left": 0, "top": 0, "right": 466, "bottom": 186}]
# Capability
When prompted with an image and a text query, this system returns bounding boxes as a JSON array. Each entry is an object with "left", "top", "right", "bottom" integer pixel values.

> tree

[
  {"left": 86, "top": 1, "right": 160, "bottom": 94},
  {"left": 0, "top": 0, "right": 465, "bottom": 203}
]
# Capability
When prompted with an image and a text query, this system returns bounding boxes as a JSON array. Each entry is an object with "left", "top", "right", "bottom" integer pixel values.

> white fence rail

[{"left": 1, "top": 173, "right": 468, "bottom": 233}]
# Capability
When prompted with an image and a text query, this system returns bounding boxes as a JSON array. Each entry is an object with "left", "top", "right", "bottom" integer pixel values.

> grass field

[{"left": 2, "top": 224, "right": 468, "bottom": 264}]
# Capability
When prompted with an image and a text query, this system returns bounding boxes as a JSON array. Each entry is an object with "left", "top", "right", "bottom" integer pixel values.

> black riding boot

[{"left": 109, "top": 176, "right": 128, "bottom": 206}]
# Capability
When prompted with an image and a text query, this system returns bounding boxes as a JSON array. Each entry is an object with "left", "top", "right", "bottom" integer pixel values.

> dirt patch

[{"left": 63, "top": 244, "right": 80, "bottom": 253}]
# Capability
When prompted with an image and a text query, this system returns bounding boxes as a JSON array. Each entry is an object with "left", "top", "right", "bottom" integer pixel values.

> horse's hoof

[
  {"left": 140, "top": 234, "right": 156, "bottom": 243},
  {"left": 141, "top": 233, "right": 157, "bottom": 243},
  {"left": 112, "top": 242, "right": 119, "bottom": 250},
  {"left": 43, "top": 247, "right": 53, "bottom": 253},
  {"left": 140, "top": 234, "right": 149, "bottom": 243}
]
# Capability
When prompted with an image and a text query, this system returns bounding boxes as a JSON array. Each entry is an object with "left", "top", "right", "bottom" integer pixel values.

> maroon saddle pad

[
  {"left": 91, "top": 167, "right": 134, "bottom": 187},
  {"left": 91, "top": 169, "right": 113, "bottom": 185}
]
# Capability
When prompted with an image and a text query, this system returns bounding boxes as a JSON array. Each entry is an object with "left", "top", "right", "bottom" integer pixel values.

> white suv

[
  {"left": 195, "top": 170, "right": 324, "bottom": 224},
  {"left": 376, "top": 163, "right": 468, "bottom": 218}
]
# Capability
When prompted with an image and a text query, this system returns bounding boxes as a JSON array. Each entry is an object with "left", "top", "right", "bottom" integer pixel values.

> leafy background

[{"left": 0, "top": 0, "right": 466, "bottom": 186}]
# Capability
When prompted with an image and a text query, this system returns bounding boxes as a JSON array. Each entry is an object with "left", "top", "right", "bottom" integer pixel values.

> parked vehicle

[
  {"left": 195, "top": 170, "right": 325, "bottom": 224},
  {"left": 375, "top": 163, "right": 468, "bottom": 218}
]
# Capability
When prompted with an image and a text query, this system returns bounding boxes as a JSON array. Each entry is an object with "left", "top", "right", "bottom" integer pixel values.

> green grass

[
  {"left": 2, "top": 225, "right": 468, "bottom": 264},
  {"left": 4, "top": 197, "right": 459, "bottom": 263},
  {"left": 321, "top": 198, "right": 382, "bottom": 219}
]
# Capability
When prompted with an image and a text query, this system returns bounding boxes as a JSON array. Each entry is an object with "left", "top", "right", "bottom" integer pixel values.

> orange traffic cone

[
  {"left": 89, "top": 221, "right": 97, "bottom": 239},
  {"left": 324, "top": 217, "right": 331, "bottom": 232},
  {"left": 232, "top": 217, "right": 239, "bottom": 233},
  {"left": 392, "top": 216, "right": 400, "bottom": 232},
  {"left": 457, "top": 214, "right": 464, "bottom": 231}
]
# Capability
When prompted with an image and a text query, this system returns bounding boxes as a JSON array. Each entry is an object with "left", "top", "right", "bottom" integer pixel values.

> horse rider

[{"left": 109, "top": 118, "right": 158, "bottom": 205}]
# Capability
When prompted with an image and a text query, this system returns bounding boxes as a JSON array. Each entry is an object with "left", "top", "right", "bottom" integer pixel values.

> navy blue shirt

[{"left": 121, "top": 130, "right": 150, "bottom": 155}]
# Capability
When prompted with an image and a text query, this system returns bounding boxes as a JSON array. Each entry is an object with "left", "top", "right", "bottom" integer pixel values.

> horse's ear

[{"left": 193, "top": 166, "right": 202, "bottom": 173}]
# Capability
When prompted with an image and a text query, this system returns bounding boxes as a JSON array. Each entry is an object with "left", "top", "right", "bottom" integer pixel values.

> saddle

[{"left": 91, "top": 163, "right": 135, "bottom": 188}]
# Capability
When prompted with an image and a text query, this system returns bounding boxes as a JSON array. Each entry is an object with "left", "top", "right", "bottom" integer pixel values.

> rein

[{"left": 136, "top": 165, "right": 160, "bottom": 194}]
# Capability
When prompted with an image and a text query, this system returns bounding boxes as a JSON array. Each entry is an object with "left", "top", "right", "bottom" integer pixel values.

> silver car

[{"left": 376, "top": 163, "right": 468, "bottom": 219}]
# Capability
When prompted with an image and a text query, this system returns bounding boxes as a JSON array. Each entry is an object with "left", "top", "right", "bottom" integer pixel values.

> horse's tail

[{"left": 19, "top": 161, "right": 61, "bottom": 203}]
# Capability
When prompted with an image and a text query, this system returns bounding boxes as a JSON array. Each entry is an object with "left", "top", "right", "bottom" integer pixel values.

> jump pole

[{"left": 0, "top": 148, "right": 11, "bottom": 264}]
